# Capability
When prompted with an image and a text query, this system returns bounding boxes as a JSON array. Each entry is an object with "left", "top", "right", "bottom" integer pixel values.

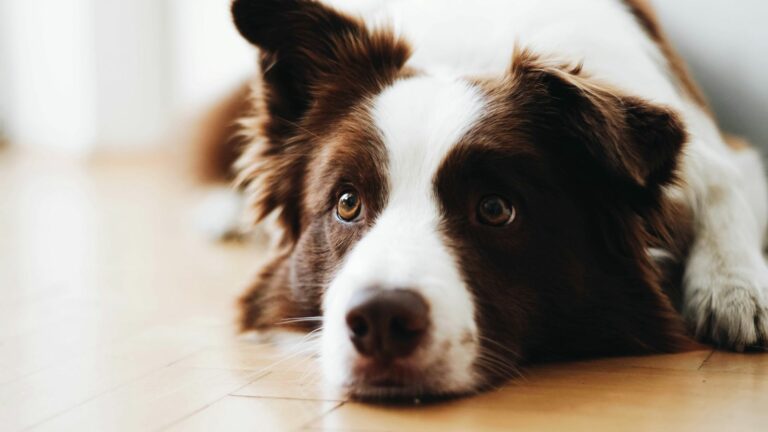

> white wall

[
  {"left": 1, "top": 0, "right": 98, "bottom": 153},
  {"left": 168, "top": 0, "right": 255, "bottom": 117},
  {"left": 0, "top": 0, "right": 253, "bottom": 154},
  {"left": 91, "top": 0, "right": 173, "bottom": 150},
  {"left": 653, "top": 0, "right": 768, "bottom": 148},
  {"left": 0, "top": 1, "right": 765, "bottom": 153}
]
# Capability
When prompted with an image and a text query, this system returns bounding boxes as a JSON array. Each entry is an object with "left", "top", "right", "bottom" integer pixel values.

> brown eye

[
  {"left": 337, "top": 191, "right": 362, "bottom": 222},
  {"left": 477, "top": 195, "right": 516, "bottom": 227}
]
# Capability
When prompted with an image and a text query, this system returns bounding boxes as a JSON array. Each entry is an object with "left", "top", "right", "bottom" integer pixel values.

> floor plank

[
  {"left": 29, "top": 367, "right": 261, "bottom": 432},
  {"left": 311, "top": 366, "right": 768, "bottom": 432},
  {"left": 232, "top": 369, "right": 344, "bottom": 402},
  {"left": 165, "top": 396, "right": 341, "bottom": 432},
  {"left": 700, "top": 351, "right": 768, "bottom": 375},
  {"left": 1, "top": 151, "right": 767, "bottom": 432},
  {"left": 0, "top": 336, "right": 205, "bottom": 430}
]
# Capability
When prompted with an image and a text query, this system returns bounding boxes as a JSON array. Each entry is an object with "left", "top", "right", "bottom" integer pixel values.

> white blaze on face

[{"left": 321, "top": 75, "right": 487, "bottom": 393}]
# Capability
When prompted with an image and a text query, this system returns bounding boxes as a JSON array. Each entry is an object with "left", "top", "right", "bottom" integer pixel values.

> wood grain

[{"left": 0, "top": 150, "right": 765, "bottom": 432}]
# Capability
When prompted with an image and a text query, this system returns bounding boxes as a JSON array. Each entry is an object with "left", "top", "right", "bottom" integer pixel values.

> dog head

[{"left": 232, "top": 0, "right": 691, "bottom": 399}]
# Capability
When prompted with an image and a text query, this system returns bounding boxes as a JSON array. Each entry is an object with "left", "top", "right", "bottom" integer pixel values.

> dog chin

[
  {"left": 344, "top": 377, "right": 476, "bottom": 403},
  {"left": 346, "top": 384, "right": 467, "bottom": 403},
  {"left": 323, "top": 354, "right": 479, "bottom": 402}
]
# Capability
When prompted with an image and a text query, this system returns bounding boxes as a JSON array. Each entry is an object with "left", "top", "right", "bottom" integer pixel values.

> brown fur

[
  {"left": 653, "top": 199, "right": 695, "bottom": 312},
  {"left": 230, "top": 0, "right": 701, "bottom": 393},
  {"left": 199, "top": 1, "right": 714, "bottom": 181},
  {"left": 724, "top": 134, "right": 753, "bottom": 152},
  {"left": 193, "top": 82, "right": 254, "bottom": 182},
  {"left": 238, "top": 252, "right": 313, "bottom": 331},
  {"left": 440, "top": 53, "right": 695, "bottom": 378},
  {"left": 237, "top": 113, "right": 391, "bottom": 331},
  {"left": 623, "top": 0, "right": 711, "bottom": 112},
  {"left": 231, "top": 0, "right": 411, "bottom": 247}
]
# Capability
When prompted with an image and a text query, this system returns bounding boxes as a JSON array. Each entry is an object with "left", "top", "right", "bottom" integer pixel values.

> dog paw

[{"left": 684, "top": 273, "right": 768, "bottom": 351}]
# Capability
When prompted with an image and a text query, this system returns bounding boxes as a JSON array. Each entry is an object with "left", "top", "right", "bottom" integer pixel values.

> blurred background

[
  {"left": 0, "top": 0, "right": 766, "bottom": 156},
  {"left": 0, "top": 0, "right": 255, "bottom": 156},
  {"left": 0, "top": 2, "right": 766, "bottom": 429}
]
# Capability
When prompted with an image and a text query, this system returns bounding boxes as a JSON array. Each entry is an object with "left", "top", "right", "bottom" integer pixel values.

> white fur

[
  {"left": 316, "top": 0, "right": 768, "bottom": 385},
  {"left": 325, "top": 0, "right": 679, "bottom": 104},
  {"left": 682, "top": 144, "right": 768, "bottom": 349},
  {"left": 321, "top": 76, "right": 487, "bottom": 393}
]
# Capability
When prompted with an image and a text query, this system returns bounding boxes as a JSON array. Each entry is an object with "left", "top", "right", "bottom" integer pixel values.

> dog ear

[
  {"left": 232, "top": 0, "right": 411, "bottom": 135},
  {"left": 511, "top": 54, "right": 687, "bottom": 194},
  {"left": 505, "top": 53, "right": 694, "bottom": 356},
  {"left": 232, "top": 0, "right": 410, "bottom": 247},
  {"left": 553, "top": 75, "right": 686, "bottom": 190}
]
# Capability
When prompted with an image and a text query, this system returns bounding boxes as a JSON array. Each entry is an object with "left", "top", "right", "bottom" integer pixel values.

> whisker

[
  {"left": 473, "top": 343, "right": 524, "bottom": 383},
  {"left": 476, "top": 353, "right": 520, "bottom": 377},
  {"left": 477, "top": 335, "right": 522, "bottom": 359},
  {"left": 258, "top": 327, "right": 324, "bottom": 371},
  {"left": 276, "top": 316, "right": 324, "bottom": 326}
]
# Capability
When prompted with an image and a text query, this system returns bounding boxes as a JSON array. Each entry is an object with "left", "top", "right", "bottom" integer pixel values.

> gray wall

[{"left": 653, "top": 0, "right": 768, "bottom": 149}]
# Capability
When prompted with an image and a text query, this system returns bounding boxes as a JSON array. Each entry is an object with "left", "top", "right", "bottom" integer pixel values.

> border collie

[{"left": 212, "top": 0, "right": 768, "bottom": 399}]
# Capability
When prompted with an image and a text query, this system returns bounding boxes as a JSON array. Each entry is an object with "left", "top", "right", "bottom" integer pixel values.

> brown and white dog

[{"left": 206, "top": 0, "right": 768, "bottom": 399}]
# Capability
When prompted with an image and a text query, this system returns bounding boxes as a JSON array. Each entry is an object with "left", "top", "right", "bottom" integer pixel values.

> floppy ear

[
  {"left": 232, "top": 0, "right": 411, "bottom": 136},
  {"left": 232, "top": 0, "right": 410, "bottom": 246},
  {"left": 512, "top": 56, "right": 687, "bottom": 194},
  {"left": 508, "top": 55, "right": 695, "bottom": 353}
]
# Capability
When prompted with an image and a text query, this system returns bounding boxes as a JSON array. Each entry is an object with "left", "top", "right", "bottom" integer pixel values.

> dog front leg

[{"left": 682, "top": 143, "right": 768, "bottom": 350}]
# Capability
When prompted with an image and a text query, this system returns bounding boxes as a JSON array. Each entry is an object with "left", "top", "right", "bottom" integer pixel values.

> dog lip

[
  {"left": 351, "top": 358, "right": 419, "bottom": 388},
  {"left": 347, "top": 377, "right": 466, "bottom": 403},
  {"left": 346, "top": 375, "right": 428, "bottom": 401}
]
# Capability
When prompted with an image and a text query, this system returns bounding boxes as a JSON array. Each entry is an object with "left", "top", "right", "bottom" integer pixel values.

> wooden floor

[{"left": 1, "top": 149, "right": 767, "bottom": 432}]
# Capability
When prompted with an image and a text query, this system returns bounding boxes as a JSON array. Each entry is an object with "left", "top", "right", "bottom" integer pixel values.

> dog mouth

[
  {"left": 347, "top": 382, "right": 470, "bottom": 404},
  {"left": 347, "top": 380, "right": 455, "bottom": 403},
  {"left": 344, "top": 358, "right": 469, "bottom": 402}
]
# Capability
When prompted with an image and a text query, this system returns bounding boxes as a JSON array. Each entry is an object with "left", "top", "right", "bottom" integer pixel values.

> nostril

[
  {"left": 390, "top": 315, "right": 427, "bottom": 340},
  {"left": 347, "top": 314, "right": 369, "bottom": 338},
  {"left": 346, "top": 308, "right": 375, "bottom": 357}
]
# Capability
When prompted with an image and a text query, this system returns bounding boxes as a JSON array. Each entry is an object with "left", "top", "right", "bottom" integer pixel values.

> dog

[{"left": 205, "top": 0, "right": 768, "bottom": 399}]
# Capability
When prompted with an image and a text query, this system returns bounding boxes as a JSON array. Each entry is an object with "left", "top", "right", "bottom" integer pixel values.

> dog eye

[
  {"left": 477, "top": 195, "right": 516, "bottom": 227},
  {"left": 337, "top": 191, "right": 362, "bottom": 222}
]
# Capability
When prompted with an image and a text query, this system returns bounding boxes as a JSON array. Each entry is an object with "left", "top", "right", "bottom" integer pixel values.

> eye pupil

[
  {"left": 478, "top": 196, "right": 515, "bottom": 227},
  {"left": 341, "top": 193, "right": 357, "bottom": 209},
  {"left": 337, "top": 191, "right": 362, "bottom": 222},
  {"left": 483, "top": 200, "right": 503, "bottom": 217}
]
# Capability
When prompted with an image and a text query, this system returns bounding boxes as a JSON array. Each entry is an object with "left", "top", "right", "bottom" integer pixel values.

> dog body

[{"left": 228, "top": 0, "right": 768, "bottom": 398}]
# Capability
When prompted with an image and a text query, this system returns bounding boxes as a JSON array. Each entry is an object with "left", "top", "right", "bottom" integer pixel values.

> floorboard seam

[{"left": 697, "top": 350, "right": 716, "bottom": 371}]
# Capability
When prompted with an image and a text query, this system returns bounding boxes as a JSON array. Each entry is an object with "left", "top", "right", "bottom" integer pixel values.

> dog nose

[{"left": 345, "top": 288, "right": 429, "bottom": 361}]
